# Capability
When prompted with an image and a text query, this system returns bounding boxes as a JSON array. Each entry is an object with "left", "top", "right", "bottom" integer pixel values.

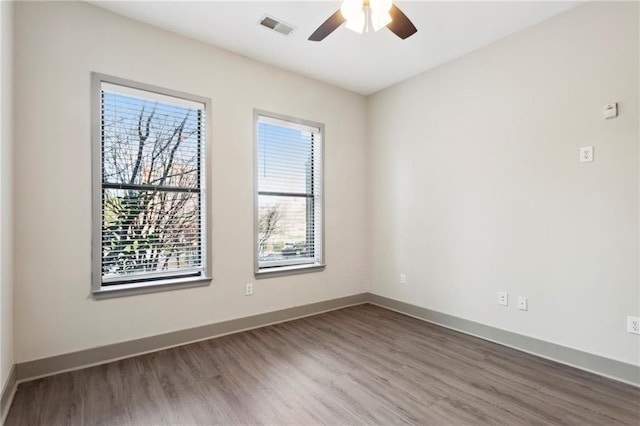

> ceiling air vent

[{"left": 259, "top": 15, "right": 296, "bottom": 36}]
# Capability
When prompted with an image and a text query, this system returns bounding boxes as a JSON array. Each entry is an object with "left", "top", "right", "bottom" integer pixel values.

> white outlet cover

[
  {"left": 497, "top": 291, "right": 508, "bottom": 306},
  {"left": 517, "top": 296, "right": 528, "bottom": 311},
  {"left": 245, "top": 283, "right": 253, "bottom": 295},
  {"left": 627, "top": 316, "right": 640, "bottom": 335},
  {"left": 400, "top": 274, "right": 406, "bottom": 284},
  {"left": 579, "top": 146, "right": 593, "bottom": 163}
]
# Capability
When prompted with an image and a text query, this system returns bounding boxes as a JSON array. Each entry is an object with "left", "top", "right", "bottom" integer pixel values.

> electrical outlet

[
  {"left": 497, "top": 291, "right": 508, "bottom": 306},
  {"left": 627, "top": 316, "right": 640, "bottom": 335},
  {"left": 245, "top": 283, "right": 253, "bottom": 296},
  {"left": 400, "top": 274, "right": 406, "bottom": 284},
  {"left": 579, "top": 146, "right": 593, "bottom": 162},
  {"left": 517, "top": 296, "right": 528, "bottom": 311}
]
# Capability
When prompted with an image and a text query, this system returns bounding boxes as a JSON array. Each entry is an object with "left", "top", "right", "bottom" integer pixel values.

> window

[
  {"left": 92, "top": 73, "right": 211, "bottom": 294},
  {"left": 254, "top": 111, "right": 324, "bottom": 274}
]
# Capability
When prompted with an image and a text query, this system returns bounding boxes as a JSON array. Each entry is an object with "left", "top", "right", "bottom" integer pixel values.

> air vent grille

[
  {"left": 260, "top": 16, "right": 279, "bottom": 30},
  {"left": 259, "top": 15, "right": 296, "bottom": 36}
]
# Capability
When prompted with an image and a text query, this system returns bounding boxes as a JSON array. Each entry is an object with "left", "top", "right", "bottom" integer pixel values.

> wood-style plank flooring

[{"left": 6, "top": 304, "right": 640, "bottom": 425}]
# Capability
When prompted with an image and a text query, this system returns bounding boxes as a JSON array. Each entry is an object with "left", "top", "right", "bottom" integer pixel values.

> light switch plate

[
  {"left": 603, "top": 103, "right": 618, "bottom": 119},
  {"left": 580, "top": 146, "right": 593, "bottom": 163}
]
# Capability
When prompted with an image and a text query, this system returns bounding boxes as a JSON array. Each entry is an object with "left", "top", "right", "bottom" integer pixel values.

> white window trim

[
  {"left": 91, "top": 73, "right": 212, "bottom": 297},
  {"left": 253, "top": 109, "right": 325, "bottom": 277}
]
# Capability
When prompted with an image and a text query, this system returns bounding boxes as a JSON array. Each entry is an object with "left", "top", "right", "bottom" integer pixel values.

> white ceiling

[{"left": 91, "top": 1, "right": 581, "bottom": 95}]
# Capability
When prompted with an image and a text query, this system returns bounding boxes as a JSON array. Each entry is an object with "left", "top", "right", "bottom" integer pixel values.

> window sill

[
  {"left": 255, "top": 263, "right": 325, "bottom": 279},
  {"left": 93, "top": 276, "right": 212, "bottom": 300}
]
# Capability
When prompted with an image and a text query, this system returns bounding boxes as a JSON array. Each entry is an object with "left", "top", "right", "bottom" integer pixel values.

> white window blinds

[
  {"left": 256, "top": 113, "right": 323, "bottom": 270},
  {"left": 98, "top": 80, "right": 207, "bottom": 286}
]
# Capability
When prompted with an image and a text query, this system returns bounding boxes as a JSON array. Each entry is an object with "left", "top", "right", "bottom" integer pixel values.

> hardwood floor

[{"left": 6, "top": 304, "right": 640, "bottom": 425}]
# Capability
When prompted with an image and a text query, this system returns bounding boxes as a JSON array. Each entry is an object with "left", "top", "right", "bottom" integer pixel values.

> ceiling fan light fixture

[
  {"left": 371, "top": 10, "right": 392, "bottom": 31},
  {"left": 340, "top": 0, "right": 363, "bottom": 22},
  {"left": 341, "top": 0, "right": 392, "bottom": 34},
  {"left": 344, "top": 10, "right": 366, "bottom": 33},
  {"left": 308, "top": 0, "right": 416, "bottom": 42},
  {"left": 369, "top": 0, "right": 392, "bottom": 30},
  {"left": 369, "top": 0, "right": 392, "bottom": 14}
]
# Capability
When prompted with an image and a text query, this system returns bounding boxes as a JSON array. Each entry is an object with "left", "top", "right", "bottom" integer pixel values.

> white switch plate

[
  {"left": 497, "top": 291, "right": 508, "bottom": 306},
  {"left": 517, "top": 296, "right": 528, "bottom": 311},
  {"left": 579, "top": 146, "right": 593, "bottom": 163},
  {"left": 245, "top": 283, "right": 253, "bottom": 296},
  {"left": 400, "top": 274, "right": 406, "bottom": 284},
  {"left": 603, "top": 103, "right": 618, "bottom": 119}
]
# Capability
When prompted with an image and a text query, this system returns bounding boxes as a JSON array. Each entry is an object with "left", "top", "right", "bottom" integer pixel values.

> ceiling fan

[{"left": 309, "top": 0, "right": 417, "bottom": 42}]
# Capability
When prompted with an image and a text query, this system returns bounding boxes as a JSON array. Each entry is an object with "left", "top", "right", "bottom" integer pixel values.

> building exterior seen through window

[{"left": 255, "top": 112, "right": 324, "bottom": 273}]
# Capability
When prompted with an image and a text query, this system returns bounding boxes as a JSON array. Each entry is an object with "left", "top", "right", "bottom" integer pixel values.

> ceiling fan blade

[
  {"left": 308, "top": 9, "right": 345, "bottom": 41},
  {"left": 387, "top": 4, "right": 417, "bottom": 40}
]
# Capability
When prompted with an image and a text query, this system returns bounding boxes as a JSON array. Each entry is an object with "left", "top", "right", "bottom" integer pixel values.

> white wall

[
  {"left": 368, "top": 1, "right": 639, "bottom": 365},
  {"left": 13, "top": 1, "right": 369, "bottom": 363},
  {"left": 0, "top": 0, "right": 15, "bottom": 387}
]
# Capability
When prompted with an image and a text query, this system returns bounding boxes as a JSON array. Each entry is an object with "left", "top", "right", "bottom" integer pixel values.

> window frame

[
  {"left": 253, "top": 109, "right": 325, "bottom": 277},
  {"left": 91, "top": 73, "right": 212, "bottom": 297}
]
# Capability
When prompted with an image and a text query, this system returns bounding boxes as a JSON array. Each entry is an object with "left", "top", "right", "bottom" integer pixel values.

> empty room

[{"left": 0, "top": 0, "right": 639, "bottom": 424}]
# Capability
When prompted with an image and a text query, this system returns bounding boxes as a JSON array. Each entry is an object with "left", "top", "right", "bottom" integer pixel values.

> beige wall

[
  {"left": 0, "top": 0, "right": 15, "bottom": 387},
  {"left": 11, "top": 0, "right": 640, "bottom": 370},
  {"left": 13, "top": 1, "right": 369, "bottom": 362},
  {"left": 368, "top": 1, "right": 639, "bottom": 365}
]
